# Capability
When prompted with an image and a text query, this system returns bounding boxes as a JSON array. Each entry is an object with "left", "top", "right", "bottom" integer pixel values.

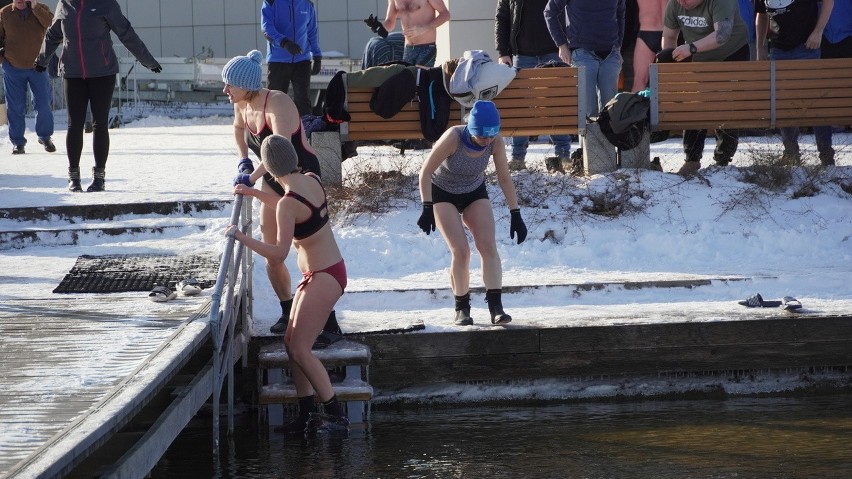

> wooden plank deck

[{"left": 0, "top": 296, "right": 212, "bottom": 478}]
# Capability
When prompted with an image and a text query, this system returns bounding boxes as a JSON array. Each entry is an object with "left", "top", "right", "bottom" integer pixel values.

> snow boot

[
  {"left": 485, "top": 289, "right": 512, "bottom": 325},
  {"left": 68, "top": 167, "right": 83, "bottom": 192},
  {"left": 270, "top": 299, "right": 293, "bottom": 334},
  {"left": 453, "top": 293, "right": 473, "bottom": 326},
  {"left": 87, "top": 167, "right": 105, "bottom": 192}
]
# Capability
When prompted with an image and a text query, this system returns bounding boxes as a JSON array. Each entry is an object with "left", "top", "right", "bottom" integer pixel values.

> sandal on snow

[
  {"left": 148, "top": 285, "right": 177, "bottom": 302},
  {"left": 177, "top": 277, "right": 203, "bottom": 296},
  {"left": 782, "top": 296, "right": 803, "bottom": 312},
  {"left": 737, "top": 293, "right": 782, "bottom": 308}
]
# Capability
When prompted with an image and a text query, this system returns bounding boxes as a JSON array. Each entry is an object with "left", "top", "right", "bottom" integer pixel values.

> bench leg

[
  {"left": 583, "top": 123, "right": 618, "bottom": 174},
  {"left": 619, "top": 129, "right": 651, "bottom": 170},
  {"left": 310, "top": 131, "right": 342, "bottom": 185}
]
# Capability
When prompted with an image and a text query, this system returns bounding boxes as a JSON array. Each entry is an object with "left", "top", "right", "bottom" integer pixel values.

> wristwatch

[{"left": 688, "top": 43, "right": 698, "bottom": 55}]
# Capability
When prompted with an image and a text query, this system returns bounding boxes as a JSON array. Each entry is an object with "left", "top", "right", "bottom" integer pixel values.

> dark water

[{"left": 151, "top": 394, "right": 852, "bottom": 478}]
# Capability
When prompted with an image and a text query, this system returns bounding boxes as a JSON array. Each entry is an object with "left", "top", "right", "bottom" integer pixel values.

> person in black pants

[{"left": 35, "top": 0, "right": 160, "bottom": 192}]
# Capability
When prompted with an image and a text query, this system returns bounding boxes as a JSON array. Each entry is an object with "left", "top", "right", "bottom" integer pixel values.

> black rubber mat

[{"left": 53, "top": 253, "right": 220, "bottom": 294}]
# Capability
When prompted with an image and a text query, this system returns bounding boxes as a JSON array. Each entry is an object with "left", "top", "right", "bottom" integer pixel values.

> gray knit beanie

[
  {"left": 261, "top": 135, "right": 299, "bottom": 177},
  {"left": 222, "top": 50, "right": 263, "bottom": 91}
]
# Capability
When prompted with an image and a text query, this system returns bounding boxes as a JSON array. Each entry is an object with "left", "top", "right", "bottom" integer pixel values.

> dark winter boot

[
  {"left": 270, "top": 299, "right": 293, "bottom": 334},
  {"left": 87, "top": 167, "right": 105, "bottom": 192},
  {"left": 485, "top": 289, "right": 512, "bottom": 325},
  {"left": 453, "top": 293, "right": 473, "bottom": 326},
  {"left": 274, "top": 395, "right": 314, "bottom": 436},
  {"left": 68, "top": 167, "right": 83, "bottom": 192}
]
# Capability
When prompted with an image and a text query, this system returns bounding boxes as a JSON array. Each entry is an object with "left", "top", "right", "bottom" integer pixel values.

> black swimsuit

[
  {"left": 286, "top": 173, "right": 329, "bottom": 240},
  {"left": 245, "top": 91, "right": 321, "bottom": 196}
]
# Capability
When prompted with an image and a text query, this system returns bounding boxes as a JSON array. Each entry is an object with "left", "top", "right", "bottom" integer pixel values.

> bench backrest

[
  {"left": 342, "top": 66, "right": 581, "bottom": 141},
  {"left": 650, "top": 58, "right": 852, "bottom": 131}
]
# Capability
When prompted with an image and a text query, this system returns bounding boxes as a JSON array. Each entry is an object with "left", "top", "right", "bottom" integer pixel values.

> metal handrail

[{"left": 209, "top": 194, "right": 253, "bottom": 453}]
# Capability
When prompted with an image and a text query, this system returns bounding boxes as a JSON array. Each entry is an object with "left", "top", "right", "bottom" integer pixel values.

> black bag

[{"left": 596, "top": 92, "right": 650, "bottom": 150}]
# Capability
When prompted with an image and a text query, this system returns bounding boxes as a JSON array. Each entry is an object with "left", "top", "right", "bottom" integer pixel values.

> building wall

[{"left": 41, "top": 0, "right": 500, "bottom": 62}]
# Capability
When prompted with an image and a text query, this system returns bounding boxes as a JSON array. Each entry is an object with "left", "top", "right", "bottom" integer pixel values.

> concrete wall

[{"left": 41, "top": 0, "right": 499, "bottom": 62}]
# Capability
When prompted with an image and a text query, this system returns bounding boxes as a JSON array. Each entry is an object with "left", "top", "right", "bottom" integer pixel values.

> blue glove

[
  {"left": 237, "top": 158, "right": 254, "bottom": 174},
  {"left": 417, "top": 202, "right": 435, "bottom": 234},
  {"left": 233, "top": 173, "right": 255, "bottom": 187},
  {"left": 509, "top": 209, "right": 527, "bottom": 244}
]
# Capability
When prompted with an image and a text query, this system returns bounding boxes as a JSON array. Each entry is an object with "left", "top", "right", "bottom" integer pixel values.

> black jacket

[{"left": 495, "top": 0, "right": 558, "bottom": 58}]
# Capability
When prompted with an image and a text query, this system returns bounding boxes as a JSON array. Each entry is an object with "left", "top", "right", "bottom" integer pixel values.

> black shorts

[{"left": 432, "top": 181, "right": 489, "bottom": 213}]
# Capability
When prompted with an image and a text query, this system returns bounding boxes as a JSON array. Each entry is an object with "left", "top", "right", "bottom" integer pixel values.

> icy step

[
  {"left": 258, "top": 340, "right": 371, "bottom": 368},
  {"left": 258, "top": 378, "right": 373, "bottom": 405},
  {"left": 0, "top": 216, "right": 216, "bottom": 250}
]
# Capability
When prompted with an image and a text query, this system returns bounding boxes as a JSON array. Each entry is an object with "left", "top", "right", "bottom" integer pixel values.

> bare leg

[
  {"left": 284, "top": 272, "right": 341, "bottom": 401},
  {"left": 461, "top": 199, "right": 501, "bottom": 290},
  {"left": 631, "top": 37, "right": 657, "bottom": 92},
  {"left": 434, "top": 202, "right": 471, "bottom": 296},
  {"left": 260, "top": 180, "right": 292, "bottom": 302}
]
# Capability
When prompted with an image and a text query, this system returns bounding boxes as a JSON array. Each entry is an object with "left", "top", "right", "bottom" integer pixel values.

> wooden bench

[
  {"left": 340, "top": 66, "right": 583, "bottom": 142},
  {"left": 649, "top": 58, "right": 852, "bottom": 131}
]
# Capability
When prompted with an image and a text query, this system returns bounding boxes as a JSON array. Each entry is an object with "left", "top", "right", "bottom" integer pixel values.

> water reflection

[{"left": 152, "top": 394, "right": 852, "bottom": 478}]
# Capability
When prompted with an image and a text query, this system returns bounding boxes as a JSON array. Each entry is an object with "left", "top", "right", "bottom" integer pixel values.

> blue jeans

[
  {"left": 571, "top": 47, "right": 622, "bottom": 117},
  {"left": 2, "top": 62, "right": 54, "bottom": 147},
  {"left": 770, "top": 45, "right": 833, "bottom": 161},
  {"left": 509, "top": 53, "right": 573, "bottom": 160}
]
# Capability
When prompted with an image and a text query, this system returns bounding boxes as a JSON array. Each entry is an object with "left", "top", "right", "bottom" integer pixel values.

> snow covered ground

[{"left": 1, "top": 109, "right": 850, "bottom": 336}]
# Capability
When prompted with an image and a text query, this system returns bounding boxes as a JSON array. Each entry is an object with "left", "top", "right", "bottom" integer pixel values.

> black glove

[
  {"left": 417, "top": 202, "right": 435, "bottom": 235},
  {"left": 150, "top": 64, "right": 162, "bottom": 73},
  {"left": 509, "top": 209, "right": 527, "bottom": 244},
  {"left": 237, "top": 158, "right": 254, "bottom": 174},
  {"left": 280, "top": 38, "right": 303, "bottom": 55},
  {"left": 364, "top": 14, "right": 389, "bottom": 38},
  {"left": 311, "top": 56, "right": 322, "bottom": 75},
  {"left": 34, "top": 63, "right": 46, "bottom": 73}
]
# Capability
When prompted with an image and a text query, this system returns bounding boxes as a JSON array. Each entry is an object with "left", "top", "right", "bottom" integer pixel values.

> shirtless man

[
  {"left": 381, "top": 0, "right": 450, "bottom": 66},
  {"left": 631, "top": 0, "right": 668, "bottom": 91}
]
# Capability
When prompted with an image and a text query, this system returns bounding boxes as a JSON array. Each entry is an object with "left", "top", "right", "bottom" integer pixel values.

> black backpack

[{"left": 595, "top": 92, "right": 650, "bottom": 150}]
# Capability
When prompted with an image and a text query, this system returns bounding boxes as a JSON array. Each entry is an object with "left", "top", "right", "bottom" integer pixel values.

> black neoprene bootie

[
  {"left": 486, "top": 289, "right": 512, "bottom": 325},
  {"left": 453, "top": 293, "right": 473, "bottom": 326},
  {"left": 68, "top": 167, "right": 82, "bottom": 192},
  {"left": 87, "top": 167, "right": 105, "bottom": 192}
]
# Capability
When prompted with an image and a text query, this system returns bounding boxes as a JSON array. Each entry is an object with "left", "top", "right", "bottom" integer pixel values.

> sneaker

[
  {"left": 544, "top": 156, "right": 564, "bottom": 174},
  {"left": 454, "top": 308, "right": 473, "bottom": 326},
  {"left": 177, "top": 277, "right": 202, "bottom": 296},
  {"left": 563, "top": 150, "right": 584, "bottom": 176},
  {"left": 649, "top": 157, "right": 663, "bottom": 171},
  {"left": 12, "top": 145, "right": 24, "bottom": 155},
  {"left": 38, "top": 138, "right": 56, "bottom": 153},
  {"left": 148, "top": 285, "right": 177, "bottom": 302},
  {"left": 270, "top": 314, "right": 288, "bottom": 334},
  {"left": 507, "top": 158, "right": 526, "bottom": 171},
  {"left": 782, "top": 296, "right": 802, "bottom": 312},
  {"left": 677, "top": 161, "right": 700, "bottom": 177}
]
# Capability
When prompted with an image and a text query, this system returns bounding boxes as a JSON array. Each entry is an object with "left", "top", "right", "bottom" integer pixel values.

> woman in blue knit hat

[
  {"left": 417, "top": 100, "right": 528, "bottom": 326},
  {"left": 223, "top": 50, "right": 342, "bottom": 342}
]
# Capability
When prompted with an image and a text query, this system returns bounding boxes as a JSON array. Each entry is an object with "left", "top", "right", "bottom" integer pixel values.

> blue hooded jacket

[{"left": 261, "top": 0, "right": 321, "bottom": 64}]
